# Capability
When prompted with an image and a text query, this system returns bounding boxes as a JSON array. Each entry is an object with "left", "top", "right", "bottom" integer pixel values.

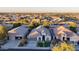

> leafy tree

[
  {"left": 52, "top": 42, "right": 75, "bottom": 51},
  {"left": 28, "top": 23, "right": 35, "bottom": 29},
  {"left": 67, "top": 22, "right": 77, "bottom": 33},
  {"left": 69, "top": 26, "right": 77, "bottom": 33},
  {"left": 42, "top": 20, "right": 50, "bottom": 28},
  {"left": 18, "top": 19, "right": 30, "bottom": 25},
  {"left": 0, "top": 25, "right": 8, "bottom": 41},
  {"left": 28, "top": 19, "right": 41, "bottom": 29},
  {"left": 68, "top": 22, "right": 77, "bottom": 27},
  {"left": 13, "top": 22, "right": 21, "bottom": 28},
  {"left": 31, "top": 19, "right": 41, "bottom": 25}
]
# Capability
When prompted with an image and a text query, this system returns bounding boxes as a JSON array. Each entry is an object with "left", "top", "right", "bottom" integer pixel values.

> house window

[
  {"left": 54, "top": 37, "right": 57, "bottom": 39},
  {"left": 77, "top": 41, "right": 79, "bottom": 45},
  {"left": 63, "top": 37, "right": 65, "bottom": 41},
  {"left": 45, "top": 36, "right": 51, "bottom": 41},
  {"left": 15, "top": 37, "right": 18, "bottom": 39},
  {"left": 42, "top": 35, "right": 45, "bottom": 41},
  {"left": 37, "top": 36, "right": 42, "bottom": 41},
  {"left": 15, "top": 36, "right": 22, "bottom": 40},
  {"left": 67, "top": 38, "right": 70, "bottom": 41}
]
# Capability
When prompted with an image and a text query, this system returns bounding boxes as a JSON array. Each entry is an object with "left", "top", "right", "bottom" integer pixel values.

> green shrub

[
  {"left": 37, "top": 41, "right": 43, "bottom": 47},
  {"left": 37, "top": 41, "right": 51, "bottom": 47}
]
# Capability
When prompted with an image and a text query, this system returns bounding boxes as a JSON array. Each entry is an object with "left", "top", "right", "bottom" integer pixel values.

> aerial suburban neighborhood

[{"left": 0, "top": 13, "right": 79, "bottom": 51}]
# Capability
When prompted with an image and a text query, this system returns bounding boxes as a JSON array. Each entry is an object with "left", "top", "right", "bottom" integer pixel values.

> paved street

[{"left": 1, "top": 40, "right": 20, "bottom": 49}]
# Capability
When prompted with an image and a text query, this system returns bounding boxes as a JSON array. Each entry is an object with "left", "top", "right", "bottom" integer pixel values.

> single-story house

[
  {"left": 27, "top": 25, "right": 51, "bottom": 41},
  {"left": 54, "top": 26, "right": 79, "bottom": 45},
  {"left": 3, "top": 23, "right": 13, "bottom": 30},
  {"left": 50, "top": 23, "right": 69, "bottom": 28},
  {"left": 8, "top": 25, "right": 29, "bottom": 40}
]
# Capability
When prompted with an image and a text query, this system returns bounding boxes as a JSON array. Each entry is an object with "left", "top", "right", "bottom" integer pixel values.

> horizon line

[{"left": 0, "top": 7, "right": 79, "bottom": 13}]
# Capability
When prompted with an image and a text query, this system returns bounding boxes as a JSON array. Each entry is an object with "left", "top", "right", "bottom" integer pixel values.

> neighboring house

[
  {"left": 27, "top": 25, "right": 51, "bottom": 41},
  {"left": 50, "top": 23, "right": 68, "bottom": 28},
  {"left": 76, "top": 24, "right": 79, "bottom": 35},
  {"left": 0, "top": 20, "right": 4, "bottom": 24},
  {"left": 8, "top": 25, "right": 29, "bottom": 40},
  {"left": 3, "top": 23, "right": 13, "bottom": 30},
  {"left": 54, "top": 26, "right": 79, "bottom": 45}
]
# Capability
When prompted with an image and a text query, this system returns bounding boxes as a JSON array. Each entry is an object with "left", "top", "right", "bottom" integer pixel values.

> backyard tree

[
  {"left": 31, "top": 19, "right": 41, "bottom": 26},
  {"left": 29, "top": 19, "right": 41, "bottom": 29},
  {"left": 28, "top": 23, "right": 35, "bottom": 29},
  {"left": 68, "top": 22, "right": 77, "bottom": 27},
  {"left": 42, "top": 20, "right": 50, "bottom": 28},
  {"left": 12, "top": 22, "right": 21, "bottom": 28},
  {"left": 69, "top": 26, "right": 77, "bottom": 33},
  {"left": 52, "top": 42, "right": 75, "bottom": 51},
  {"left": 0, "top": 25, "right": 8, "bottom": 41},
  {"left": 19, "top": 19, "right": 30, "bottom": 25},
  {"left": 67, "top": 22, "right": 77, "bottom": 33}
]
